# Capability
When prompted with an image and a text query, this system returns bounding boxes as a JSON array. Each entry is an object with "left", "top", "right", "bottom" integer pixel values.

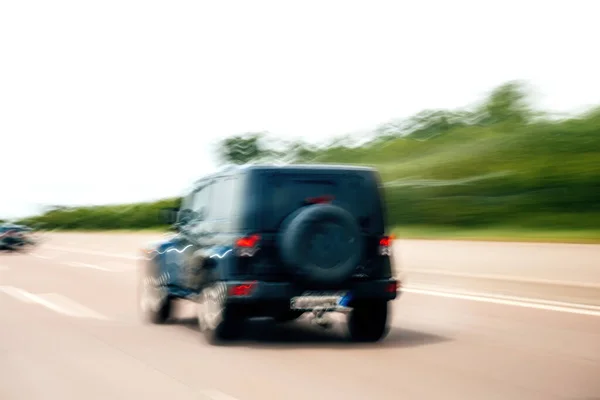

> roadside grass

[{"left": 392, "top": 225, "right": 600, "bottom": 244}]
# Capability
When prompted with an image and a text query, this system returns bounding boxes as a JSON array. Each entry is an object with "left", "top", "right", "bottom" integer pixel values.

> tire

[
  {"left": 137, "top": 263, "right": 172, "bottom": 324},
  {"left": 279, "top": 204, "right": 364, "bottom": 286},
  {"left": 348, "top": 300, "right": 390, "bottom": 342},
  {"left": 197, "top": 282, "right": 244, "bottom": 345}
]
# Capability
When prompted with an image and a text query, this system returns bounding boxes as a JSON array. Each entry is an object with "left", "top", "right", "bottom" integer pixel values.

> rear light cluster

[
  {"left": 378, "top": 235, "right": 395, "bottom": 256},
  {"left": 386, "top": 281, "right": 399, "bottom": 293},
  {"left": 229, "top": 281, "right": 256, "bottom": 296},
  {"left": 235, "top": 234, "right": 261, "bottom": 257}
]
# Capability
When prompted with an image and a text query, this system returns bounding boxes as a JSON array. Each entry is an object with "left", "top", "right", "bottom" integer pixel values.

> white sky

[{"left": 1, "top": 0, "right": 599, "bottom": 219}]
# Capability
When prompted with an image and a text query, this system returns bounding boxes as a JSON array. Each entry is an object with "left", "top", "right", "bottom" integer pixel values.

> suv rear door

[{"left": 239, "top": 168, "right": 389, "bottom": 281}]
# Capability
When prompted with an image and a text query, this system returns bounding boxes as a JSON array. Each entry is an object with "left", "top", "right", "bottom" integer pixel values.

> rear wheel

[
  {"left": 137, "top": 264, "right": 172, "bottom": 324},
  {"left": 197, "top": 283, "right": 244, "bottom": 345},
  {"left": 348, "top": 300, "right": 390, "bottom": 342}
]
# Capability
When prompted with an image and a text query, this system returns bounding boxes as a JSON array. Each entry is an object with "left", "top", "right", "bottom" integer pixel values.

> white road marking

[
  {"left": 104, "top": 261, "right": 135, "bottom": 272},
  {"left": 40, "top": 293, "right": 109, "bottom": 320},
  {"left": 403, "top": 285, "right": 600, "bottom": 317},
  {"left": 200, "top": 389, "right": 241, "bottom": 400},
  {"left": 0, "top": 286, "right": 35, "bottom": 303},
  {"left": 0, "top": 286, "right": 108, "bottom": 320},
  {"left": 404, "top": 268, "right": 600, "bottom": 289},
  {"left": 63, "top": 261, "right": 112, "bottom": 272},
  {"left": 30, "top": 253, "right": 54, "bottom": 260},
  {"left": 404, "top": 284, "right": 600, "bottom": 310},
  {"left": 45, "top": 245, "right": 139, "bottom": 260}
]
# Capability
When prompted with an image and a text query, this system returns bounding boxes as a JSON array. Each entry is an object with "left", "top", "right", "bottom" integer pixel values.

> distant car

[
  {"left": 0, "top": 223, "right": 35, "bottom": 250},
  {"left": 138, "top": 164, "right": 400, "bottom": 344}
]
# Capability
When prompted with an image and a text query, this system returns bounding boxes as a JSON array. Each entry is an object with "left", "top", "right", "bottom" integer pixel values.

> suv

[{"left": 138, "top": 164, "right": 400, "bottom": 344}]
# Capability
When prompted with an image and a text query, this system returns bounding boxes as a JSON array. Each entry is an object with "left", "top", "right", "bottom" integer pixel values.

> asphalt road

[{"left": 1, "top": 233, "right": 599, "bottom": 400}]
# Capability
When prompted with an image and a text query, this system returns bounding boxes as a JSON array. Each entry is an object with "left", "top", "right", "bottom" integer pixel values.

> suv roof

[
  {"left": 238, "top": 163, "right": 377, "bottom": 171},
  {"left": 194, "top": 163, "right": 378, "bottom": 184}
]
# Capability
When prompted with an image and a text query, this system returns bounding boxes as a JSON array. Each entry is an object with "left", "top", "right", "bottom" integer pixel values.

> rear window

[{"left": 257, "top": 171, "right": 384, "bottom": 233}]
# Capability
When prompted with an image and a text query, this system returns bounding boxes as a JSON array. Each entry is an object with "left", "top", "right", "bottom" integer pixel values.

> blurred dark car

[{"left": 0, "top": 223, "right": 35, "bottom": 251}]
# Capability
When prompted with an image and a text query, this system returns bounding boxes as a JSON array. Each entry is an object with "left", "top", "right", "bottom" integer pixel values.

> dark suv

[{"left": 138, "top": 164, "right": 399, "bottom": 344}]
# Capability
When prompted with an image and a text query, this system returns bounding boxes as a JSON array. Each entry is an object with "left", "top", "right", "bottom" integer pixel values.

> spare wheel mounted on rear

[{"left": 278, "top": 203, "right": 364, "bottom": 286}]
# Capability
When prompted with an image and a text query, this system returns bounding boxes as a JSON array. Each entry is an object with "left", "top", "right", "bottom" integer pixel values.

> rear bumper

[{"left": 224, "top": 278, "right": 400, "bottom": 306}]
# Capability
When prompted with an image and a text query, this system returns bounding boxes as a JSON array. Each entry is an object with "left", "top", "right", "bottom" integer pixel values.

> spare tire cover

[{"left": 279, "top": 204, "right": 363, "bottom": 286}]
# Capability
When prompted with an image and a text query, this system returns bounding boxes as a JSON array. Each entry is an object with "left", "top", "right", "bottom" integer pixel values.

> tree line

[{"left": 15, "top": 81, "right": 600, "bottom": 232}]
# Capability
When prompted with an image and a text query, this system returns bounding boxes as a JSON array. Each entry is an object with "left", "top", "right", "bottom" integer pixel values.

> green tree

[
  {"left": 477, "top": 81, "right": 533, "bottom": 126},
  {"left": 216, "top": 132, "right": 269, "bottom": 165}
]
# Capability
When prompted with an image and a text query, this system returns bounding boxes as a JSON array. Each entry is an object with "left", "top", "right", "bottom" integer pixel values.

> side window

[
  {"left": 191, "top": 183, "right": 212, "bottom": 221},
  {"left": 181, "top": 190, "right": 194, "bottom": 210},
  {"left": 209, "top": 177, "right": 236, "bottom": 220},
  {"left": 177, "top": 191, "right": 195, "bottom": 224}
]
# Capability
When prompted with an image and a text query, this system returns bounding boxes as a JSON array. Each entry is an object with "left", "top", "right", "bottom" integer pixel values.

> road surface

[{"left": 1, "top": 233, "right": 599, "bottom": 400}]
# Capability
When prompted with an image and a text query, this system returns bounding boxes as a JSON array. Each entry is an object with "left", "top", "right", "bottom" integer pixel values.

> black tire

[
  {"left": 279, "top": 204, "right": 364, "bottom": 286},
  {"left": 348, "top": 300, "right": 390, "bottom": 342},
  {"left": 197, "top": 283, "right": 244, "bottom": 345},
  {"left": 137, "top": 262, "right": 172, "bottom": 324}
]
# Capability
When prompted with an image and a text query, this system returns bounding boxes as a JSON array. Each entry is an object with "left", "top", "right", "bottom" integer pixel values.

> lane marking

[
  {"left": 30, "top": 252, "right": 54, "bottom": 260},
  {"left": 404, "top": 285, "right": 600, "bottom": 310},
  {"left": 41, "top": 293, "right": 109, "bottom": 320},
  {"left": 402, "top": 286, "right": 600, "bottom": 317},
  {"left": 0, "top": 286, "right": 108, "bottom": 320},
  {"left": 0, "top": 286, "right": 35, "bottom": 303},
  {"left": 63, "top": 261, "right": 112, "bottom": 272},
  {"left": 200, "top": 390, "right": 241, "bottom": 400},
  {"left": 44, "top": 245, "right": 139, "bottom": 260},
  {"left": 404, "top": 269, "right": 600, "bottom": 289},
  {"left": 103, "top": 261, "right": 135, "bottom": 272}
]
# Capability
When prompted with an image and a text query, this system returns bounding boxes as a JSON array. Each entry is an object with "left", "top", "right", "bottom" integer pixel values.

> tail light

[
  {"left": 386, "top": 281, "right": 398, "bottom": 293},
  {"left": 378, "top": 235, "right": 395, "bottom": 256},
  {"left": 235, "top": 234, "right": 261, "bottom": 257},
  {"left": 229, "top": 281, "right": 257, "bottom": 296}
]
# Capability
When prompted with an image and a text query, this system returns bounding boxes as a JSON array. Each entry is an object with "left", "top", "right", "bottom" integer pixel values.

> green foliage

[
  {"left": 477, "top": 80, "right": 534, "bottom": 126},
  {"left": 17, "top": 81, "right": 600, "bottom": 235},
  {"left": 313, "top": 118, "right": 600, "bottom": 229},
  {"left": 17, "top": 198, "right": 181, "bottom": 231},
  {"left": 217, "top": 132, "right": 271, "bottom": 165}
]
